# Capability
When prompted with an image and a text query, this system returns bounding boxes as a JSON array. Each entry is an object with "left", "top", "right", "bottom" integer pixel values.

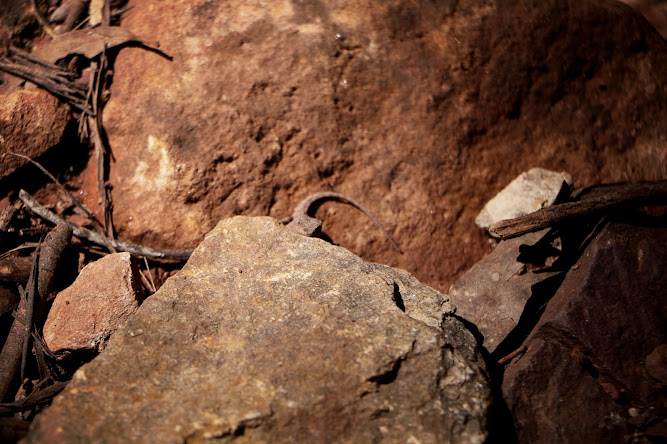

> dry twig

[
  {"left": 7, "top": 153, "right": 117, "bottom": 253},
  {"left": 0, "top": 48, "right": 90, "bottom": 114},
  {"left": 19, "top": 190, "right": 192, "bottom": 260},
  {"left": 489, "top": 181, "right": 667, "bottom": 238},
  {"left": 0, "top": 380, "right": 68, "bottom": 415},
  {"left": 21, "top": 246, "right": 40, "bottom": 384}
]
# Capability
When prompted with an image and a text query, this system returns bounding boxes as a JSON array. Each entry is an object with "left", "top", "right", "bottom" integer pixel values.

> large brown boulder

[
  {"left": 80, "top": 0, "right": 666, "bottom": 292},
  {"left": 502, "top": 221, "right": 667, "bottom": 442}
]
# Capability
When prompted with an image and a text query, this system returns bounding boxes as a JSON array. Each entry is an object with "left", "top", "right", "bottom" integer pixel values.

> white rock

[{"left": 476, "top": 168, "right": 572, "bottom": 235}]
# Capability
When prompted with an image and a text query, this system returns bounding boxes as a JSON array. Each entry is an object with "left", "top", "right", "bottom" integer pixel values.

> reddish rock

[
  {"left": 82, "top": 0, "right": 666, "bottom": 293},
  {"left": 0, "top": 89, "right": 71, "bottom": 179},
  {"left": 502, "top": 221, "right": 667, "bottom": 442},
  {"left": 43, "top": 252, "right": 143, "bottom": 354}
]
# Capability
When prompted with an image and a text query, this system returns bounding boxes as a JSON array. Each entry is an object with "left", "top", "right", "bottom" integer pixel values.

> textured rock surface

[
  {"left": 67, "top": 0, "right": 667, "bottom": 293},
  {"left": 502, "top": 221, "right": 667, "bottom": 442},
  {"left": 0, "top": 89, "right": 70, "bottom": 179},
  {"left": 43, "top": 252, "right": 143, "bottom": 354},
  {"left": 448, "top": 230, "right": 557, "bottom": 353},
  {"left": 26, "top": 217, "right": 491, "bottom": 443}
]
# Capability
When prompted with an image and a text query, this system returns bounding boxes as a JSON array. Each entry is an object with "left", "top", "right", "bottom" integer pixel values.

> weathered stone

[
  {"left": 475, "top": 168, "right": 572, "bottom": 231},
  {"left": 27, "top": 217, "right": 491, "bottom": 443},
  {"left": 0, "top": 89, "right": 71, "bottom": 179},
  {"left": 43, "top": 252, "right": 143, "bottom": 354},
  {"left": 449, "top": 229, "right": 559, "bottom": 353},
  {"left": 68, "top": 0, "right": 666, "bottom": 293},
  {"left": 502, "top": 221, "right": 666, "bottom": 442}
]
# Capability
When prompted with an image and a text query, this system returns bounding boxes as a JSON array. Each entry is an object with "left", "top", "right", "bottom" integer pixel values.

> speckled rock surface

[
  {"left": 25, "top": 217, "right": 491, "bottom": 443},
  {"left": 448, "top": 229, "right": 556, "bottom": 353}
]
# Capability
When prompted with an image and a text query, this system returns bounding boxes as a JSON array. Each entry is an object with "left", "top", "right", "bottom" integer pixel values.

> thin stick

[
  {"left": 7, "top": 153, "right": 97, "bottom": 222},
  {"left": 489, "top": 181, "right": 667, "bottom": 239},
  {"left": 0, "top": 380, "right": 68, "bottom": 415},
  {"left": 0, "top": 56, "right": 86, "bottom": 93},
  {"left": 21, "top": 246, "right": 40, "bottom": 383},
  {"left": 19, "top": 190, "right": 193, "bottom": 260},
  {"left": 498, "top": 346, "right": 527, "bottom": 365},
  {"left": 0, "top": 54, "right": 91, "bottom": 115},
  {"left": 9, "top": 47, "right": 75, "bottom": 78},
  {"left": 143, "top": 257, "right": 156, "bottom": 293},
  {"left": 88, "top": 47, "right": 115, "bottom": 238},
  {"left": 102, "top": 0, "right": 111, "bottom": 26},
  {"left": 7, "top": 152, "right": 117, "bottom": 253}
]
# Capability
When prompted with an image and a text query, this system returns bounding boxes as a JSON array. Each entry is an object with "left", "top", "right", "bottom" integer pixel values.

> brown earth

[
  {"left": 1, "top": 0, "right": 665, "bottom": 295},
  {"left": 63, "top": 0, "right": 665, "bottom": 294}
]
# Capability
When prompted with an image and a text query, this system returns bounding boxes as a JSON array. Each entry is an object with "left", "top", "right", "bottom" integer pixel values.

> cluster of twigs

[
  {"left": 0, "top": 46, "right": 90, "bottom": 114},
  {"left": 0, "top": 1, "right": 181, "bottom": 437},
  {"left": 0, "top": 226, "right": 71, "bottom": 425}
]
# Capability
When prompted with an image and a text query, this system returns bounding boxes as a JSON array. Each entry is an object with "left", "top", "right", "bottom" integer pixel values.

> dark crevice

[
  {"left": 233, "top": 425, "right": 245, "bottom": 436},
  {"left": 447, "top": 315, "right": 518, "bottom": 444},
  {"left": 368, "top": 358, "right": 403, "bottom": 385},
  {"left": 451, "top": 314, "right": 485, "bottom": 347},
  {"left": 491, "top": 272, "right": 566, "bottom": 360},
  {"left": 392, "top": 282, "right": 405, "bottom": 312}
]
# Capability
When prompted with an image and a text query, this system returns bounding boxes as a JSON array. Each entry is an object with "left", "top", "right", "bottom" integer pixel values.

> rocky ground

[{"left": 0, "top": 0, "right": 665, "bottom": 442}]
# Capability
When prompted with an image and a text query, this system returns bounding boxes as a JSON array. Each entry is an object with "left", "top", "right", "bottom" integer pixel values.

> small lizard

[{"left": 284, "top": 191, "right": 403, "bottom": 253}]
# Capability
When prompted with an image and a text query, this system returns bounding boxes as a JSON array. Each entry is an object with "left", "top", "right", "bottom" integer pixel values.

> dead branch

[
  {"left": 0, "top": 380, "right": 68, "bottom": 415},
  {"left": 0, "top": 246, "right": 39, "bottom": 403},
  {"left": 0, "top": 285, "right": 30, "bottom": 402},
  {"left": 38, "top": 224, "right": 73, "bottom": 301},
  {"left": 8, "top": 152, "right": 118, "bottom": 253},
  {"left": 7, "top": 153, "right": 99, "bottom": 223},
  {"left": 0, "top": 49, "right": 91, "bottom": 114},
  {"left": 87, "top": 47, "right": 116, "bottom": 239},
  {"left": 489, "top": 181, "right": 667, "bottom": 239},
  {"left": 19, "top": 190, "right": 193, "bottom": 260},
  {"left": 21, "top": 247, "right": 40, "bottom": 384}
]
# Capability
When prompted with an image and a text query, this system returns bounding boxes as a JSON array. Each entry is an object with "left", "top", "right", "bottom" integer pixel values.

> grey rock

[
  {"left": 26, "top": 217, "right": 491, "bottom": 443},
  {"left": 475, "top": 168, "right": 573, "bottom": 232}
]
